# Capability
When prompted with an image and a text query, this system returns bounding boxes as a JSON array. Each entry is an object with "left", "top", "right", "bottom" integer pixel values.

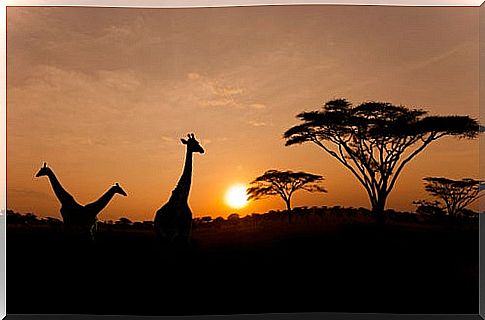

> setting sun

[{"left": 225, "top": 184, "right": 249, "bottom": 209}]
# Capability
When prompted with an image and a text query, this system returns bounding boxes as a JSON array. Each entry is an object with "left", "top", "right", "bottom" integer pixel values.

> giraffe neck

[
  {"left": 84, "top": 187, "right": 117, "bottom": 217},
  {"left": 46, "top": 170, "right": 76, "bottom": 206},
  {"left": 172, "top": 148, "right": 193, "bottom": 202}
]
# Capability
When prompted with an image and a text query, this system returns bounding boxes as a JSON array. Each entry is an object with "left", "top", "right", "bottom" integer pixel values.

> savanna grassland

[{"left": 7, "top": 207, "right": 479, "bottom": 316}]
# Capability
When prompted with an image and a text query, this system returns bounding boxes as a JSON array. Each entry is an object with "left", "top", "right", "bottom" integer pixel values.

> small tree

[
  {"left": 247, "top": 169, "right": 327, "bottom": 224},
  {"left": 284, "top": 98, "right": 479, "bottom": 224},
  {"left": 116, "top": 217, "right": 133, "bottom": 226},
  {"left": 227, "top": 213, "right": 240, "bottom": 223},
  {"left": 422, "top": 177, "right": 483, "bottom": 219},
  {"left": 412, "top": 200, "right": 445, "bottom": 217},
  {"left": 24, "top": 213, "right": 39, "bottom": 225}
]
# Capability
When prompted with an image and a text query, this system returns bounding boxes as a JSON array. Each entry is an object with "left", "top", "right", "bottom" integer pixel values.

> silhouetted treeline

[
  {"left": 7, "top": 205, "right": 478, "bottom": 232},
  {"left": 6, "top": 209, "right": 153, "bottom": 231},
  {"left": 193, "top": 206, "right": 478, "bottom": 230},
  {"left": 7, "top": 209, "right": 62, "bottom": 226}
]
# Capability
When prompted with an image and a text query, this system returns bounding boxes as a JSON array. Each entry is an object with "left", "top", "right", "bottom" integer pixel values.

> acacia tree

[
  {"left": 247, "top": 169, "right": 327, "bottom": 224},
  {"left": 284, "top": 99, "right": 479, "bottom": 224},
  {"left": 422, "top": 177, "right": 483, "bottom": 219}
]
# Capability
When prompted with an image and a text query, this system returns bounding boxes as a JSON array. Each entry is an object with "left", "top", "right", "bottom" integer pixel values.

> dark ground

[{"left": 7, "top": 213, "right": 479, "bottom": 316}]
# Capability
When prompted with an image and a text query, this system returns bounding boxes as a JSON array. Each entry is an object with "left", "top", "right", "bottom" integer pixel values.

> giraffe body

[
  {"left": 154, "top": 133, "right": 204, "bottom": 247},
  {"left": 154, "top": 197, "right": 192, "bottom": 245}
]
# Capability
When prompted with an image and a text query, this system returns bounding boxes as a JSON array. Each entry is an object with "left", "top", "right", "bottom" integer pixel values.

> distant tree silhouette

[
  {"left": 116, "top": 217, "right": 133, "bottom": 226},
  {"left": 6, "top": 210, "right": 22, "bottom": 224},
  {"left": 213, "top": 217, "right": 225, "bottom": 224},
  {"left": 460, "top": 208, "right": 479, "bottom": 219},
  {"left": 284, "top": 98, "right": 479, "bottom": 224},
  {"left": 44, "top": 216, "right": 63, "bottom": 227},
  {"left": 6, "top": 210, "right": 36, "bottom": 225},
  {"left": 422, "top": 177, "right": 483, "bottom": 219},
  {"left": 227, "top": 213, "right": 240, "bottom": 222},
  {"left": 23, "top": 213, "right": 39, "bottom": 224},
  {"left": 142, "top": 220, "right": 154, "bottom": 227},
  {"left": 200, "top": 216, "right": 212, "bottom": 223},
  {"left": 247, "top": 169, "right": 327, "bottom": 224},
  {"left": 412, "top": 200, "right": 445, "bottom": 218}
]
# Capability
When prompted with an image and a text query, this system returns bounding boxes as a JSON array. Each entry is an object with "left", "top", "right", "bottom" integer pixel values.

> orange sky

[{"left": 6, "top": 5, "right": 480, "bottom": 221}]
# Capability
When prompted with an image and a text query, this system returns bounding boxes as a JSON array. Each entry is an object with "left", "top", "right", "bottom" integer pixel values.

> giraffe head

[
  {"left": 181, "top": 133, "right": 205, "bottom": 154},
  {"left": 35, "top": 162, "right": 52, "bottom": 177},
  {"left": 112, "top": 183, "right": 128, "bottom": 196}
]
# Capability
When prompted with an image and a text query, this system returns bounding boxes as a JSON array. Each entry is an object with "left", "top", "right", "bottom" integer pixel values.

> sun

[{"left": 225, "top": 184, "right": 249, "bottom": 209}]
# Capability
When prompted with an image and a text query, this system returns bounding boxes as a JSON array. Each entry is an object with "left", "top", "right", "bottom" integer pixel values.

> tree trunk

[
  {"left": 285, "top": 199, "right": 292, "bottom": 224},
  {"left": 448, "top": 209, "right": 457, "bottom": 224},
  {"left": 372, "top": 195, "right": 387, "bottom": 225}
]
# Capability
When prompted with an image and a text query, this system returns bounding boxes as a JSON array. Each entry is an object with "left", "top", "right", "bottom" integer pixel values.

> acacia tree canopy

[
  {"left": 423, "top": 177, "right": 483, "bottom": 218},
  {"left": 283, "top": 98, "right": 479, "bottom": 222},
  {"left": 247, "top": 169, "right": 327, "bottom": 223}
]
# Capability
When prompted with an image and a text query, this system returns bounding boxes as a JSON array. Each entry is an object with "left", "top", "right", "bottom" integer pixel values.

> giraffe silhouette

[
  {"left": 35, "top": 162, "right": 127, "bottom": 240},
  {"left": 154, "top": 133, "right": 204, "bottom": 249}
]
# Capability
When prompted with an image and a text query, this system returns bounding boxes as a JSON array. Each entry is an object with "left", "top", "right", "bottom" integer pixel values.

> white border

[
  {"left": 3, "top": 0, "right": 485, "bottom": 7},
  {"left": 1, "top": 1, "right": 6, "bottom": 319}
]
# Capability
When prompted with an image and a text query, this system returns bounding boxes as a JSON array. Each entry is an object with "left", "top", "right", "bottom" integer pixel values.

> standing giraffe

[
  {"left": 154, "top": 133, "right": 204, "bottom": 248},
  {"left": 35, "top": 162, "right": 127, "bottom": 240}
]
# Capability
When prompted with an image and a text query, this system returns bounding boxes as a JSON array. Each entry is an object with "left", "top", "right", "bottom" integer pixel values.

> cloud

[
  {"left": 102, "top": 24, "right": 135, "bottom": 40},
  {"left": 249, "top": 103, "right": 267, "bottom": 110},
  {"left": 161, "top": 136, "right": 176, "bottom": 143},
  {"left": 10, "top": 65, "right": 142, "bottom": 113},
  {"left": 9, "top": 188, "right": 52, "bottom": 200},
  {"left": 15, "top": 65, "right": 141, "bottom": 95},
  {"left": 409, "top": 44, "right": 466, "bottom": 72},
  {"left": 186, "top": 72, "right": 267, "bottom": 110},
  {"left": 98, "top": 70, "right": 141, "bottom": 90},
  {"left": 190, "top": 73, "right": 243, "bottom": 107},
  {"left": 202, "top": 81, "right": 242, "bottom": 107},
  {"left": 188, "top": 73, "right": 201, "bottom": 80},
  {"left": 201, "top": 98, "right": 237, "bottom": 108},
  {"left": 248, "top": 120, "right": 267, "bottom": 127},
  {"left": 210, "top": 82, "right": 244, "bottom": 97},
  {"left": 7, "top": 64, "right": 147, "bottom": 151}
]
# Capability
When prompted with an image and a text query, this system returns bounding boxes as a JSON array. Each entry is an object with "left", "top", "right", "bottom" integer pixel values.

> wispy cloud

[
  {"left": 161, "top": 135, "right": 175, "bottom": 143},
  {"left": 248, "top": 120, "right": 267, "bottom": 127},
  {"left": 249, "top": 103, "right": 267, "bottom": 110},
  {"left": 200, "top": 98, "right": 237, "bottom": 108},
  {"left": 187, "top": 72, "right": 266, "bottom": 110},
  {"left": 98, "top": 70, "right": 141, "bottom": 90},
  {"left": 7, "top": 64, "right": 144, "bottom": 150},
  {"left": 187, "top": 73, "right": 201, "bottom": 81},
  {"left": 9, "top": 188, "right": 52, "bottom": 200}
]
